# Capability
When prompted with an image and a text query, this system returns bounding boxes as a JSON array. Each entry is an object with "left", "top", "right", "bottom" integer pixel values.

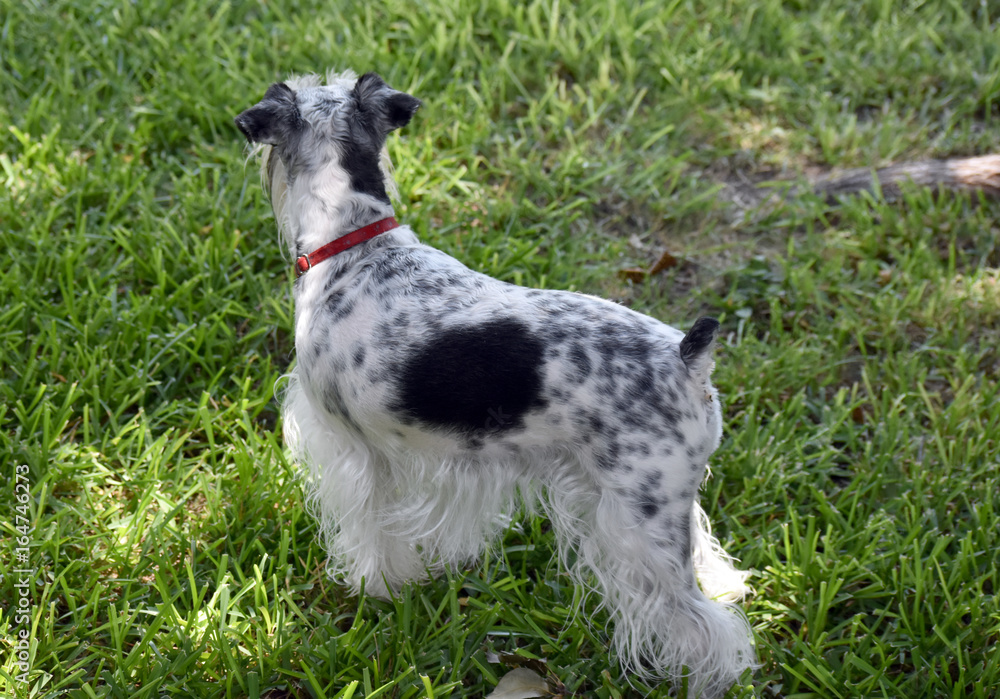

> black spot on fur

[
  {"left": 323, "top": 383, "right": 362, "bottom": 433},
  {"left": 625, "top": 442, "right": 652, "bottom": 458},
  {"left": 659, "top": 404, "right": 681, "bottom": 426},
  {"left": 323, "top": 264, "right": 351, "bottom": 289},
  {"left": 636, "top": 472, "right": 664, "bottom": 519},
  {"left": 595, "top": 440, "right": 622, "bottom": 471},
  {"left": 639, "top": 499, "right": 659, "bottom": 518},
  {"left": 392, "top": 319, "right": 547, "bottom": 434},
  {"left": 340, "top": 130, "right": 391, "bottom": 204},
  {"left": 373, "top": 259, "right": 405, "bottom": 284},
  {"left": 672, "top": 429, "right": 688, "bottom": 446},
  {"left": 568, "top": 343, "right": 592, "bottom": 381},
  {"left": 587, "top": 413, "right": 607, "bottom": 435},
  {"left": 466, "top": 436, "right": 485, "bottom": 451},
  {"left": 677, "top": 514, "right": 692, "bottom": 564},
  {"left": 326, "top": 290, "right": 355, "bottom": 321},
  {"left": 352, "top": 346, "right": 366, "bottom": 368}
]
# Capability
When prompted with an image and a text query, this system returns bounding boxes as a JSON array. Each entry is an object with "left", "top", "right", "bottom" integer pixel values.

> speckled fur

[{"left": 236, "top": 70, "right": 756, "bottom": 697}]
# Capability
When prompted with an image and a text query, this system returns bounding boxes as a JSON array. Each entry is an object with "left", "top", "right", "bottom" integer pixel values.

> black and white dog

[{"left": 236, "top": 70, "right": 755, "bottom": 697}]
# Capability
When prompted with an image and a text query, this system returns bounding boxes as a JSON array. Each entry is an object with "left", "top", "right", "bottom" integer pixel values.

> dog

[{"left": 235, "top": 70, "right": 756, "bottom": 697}]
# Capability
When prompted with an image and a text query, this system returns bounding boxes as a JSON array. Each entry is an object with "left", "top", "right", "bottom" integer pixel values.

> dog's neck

[{"left": 287, "top": 164, "right": 395, "bottom": 259}]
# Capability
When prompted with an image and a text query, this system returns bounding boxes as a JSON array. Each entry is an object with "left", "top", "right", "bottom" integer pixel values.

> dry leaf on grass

[
  {"left": 649, "top": 249, "right": 680, "bottom": 275},
  {"left": 618, "top": 248, "right": 682, "bottom": 284},
  {"left": 618, "top": 267, "right": 648, "bottom": 283}
]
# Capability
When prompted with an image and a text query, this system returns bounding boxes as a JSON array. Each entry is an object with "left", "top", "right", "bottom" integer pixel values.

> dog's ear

[
  {"left": 679, "top": 317, "right": 719, "bottom": 379},
  {"left": 352, "top": 72, "right": 421, "bottom": 135},
  {"left": 235, "top": 82, "right": 301, "bottom": 145}
]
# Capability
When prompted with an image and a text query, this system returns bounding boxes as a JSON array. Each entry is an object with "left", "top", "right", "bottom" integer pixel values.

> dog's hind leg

[{"left": 548, "top": 456, "right": 754, "bottom": 698}]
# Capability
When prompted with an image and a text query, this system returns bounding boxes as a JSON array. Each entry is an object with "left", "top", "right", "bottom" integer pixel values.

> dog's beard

[{"left": 255, "top": 144, "right": 293, "bottom": 259}]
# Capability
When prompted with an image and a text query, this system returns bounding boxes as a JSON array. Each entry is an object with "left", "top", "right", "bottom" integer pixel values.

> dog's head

[{"left": 236, "top": 71, "right": 420, "bottom": 252}]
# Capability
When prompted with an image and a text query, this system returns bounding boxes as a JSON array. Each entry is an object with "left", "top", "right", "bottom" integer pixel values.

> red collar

[{"left": 295, "top": 217, "right": 399, "bottom": 277}]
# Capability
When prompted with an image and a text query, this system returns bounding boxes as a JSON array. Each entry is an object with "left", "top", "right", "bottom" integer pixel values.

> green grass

[{"left": 2, "top": 0, "right": 999, "bottom": 696}]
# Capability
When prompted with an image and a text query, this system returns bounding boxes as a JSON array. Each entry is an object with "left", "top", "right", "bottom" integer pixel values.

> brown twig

[{"left": 811, "top": 154, "right": 1000, "bottom": 202}]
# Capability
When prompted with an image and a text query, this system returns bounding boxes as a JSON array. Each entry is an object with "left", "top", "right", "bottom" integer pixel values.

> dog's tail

[{"left": 679, "top": 316, "right": 719, "bottom": 381}]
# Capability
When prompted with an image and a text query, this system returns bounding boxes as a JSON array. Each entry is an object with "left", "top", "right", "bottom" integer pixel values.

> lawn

[{"left": 2, "top": 0, "right": 999, "bottom": 697}]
